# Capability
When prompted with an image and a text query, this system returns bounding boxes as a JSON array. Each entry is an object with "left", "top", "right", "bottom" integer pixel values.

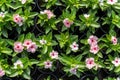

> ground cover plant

[{"left": 1, "top": 0, "right": 120, "bottom": 80}]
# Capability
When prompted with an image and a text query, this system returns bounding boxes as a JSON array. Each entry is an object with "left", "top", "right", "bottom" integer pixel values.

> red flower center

[
  {"left": 89, "top": 61, "right": 93, "bottom": 64},
  {"left": 26, "top": 42, "right": 30, "bottom": 45},
  {"left": 93, "top": 47, "right": 97, "bottom": 50},
  {"left": 110, "top": 0, "right": 113, "bottom": 2},
  {"left": 52, "top": 53, "right": 55, "bottom": 56},
  {"left": 114, "top": 39, "right": 116, "bottom": 41},
  {"left": 66, "top": 22, "right": 70, "bottom": 25},
  {"left": 91, "top": 39, "right": 94, "bottom": 42},
  {"left": 17, "top": 46, "right": 20, "bottom": 48},
  {"left": 116, "top": 60, "right": 118, "bottom": 63},
  {"left": 73, "top": 45, "right": 77, "bottom": 48},
  {"left": 30, "top": 45, "right": 34, "bottom": 48},
  {"left": 15, "top": 18, "right": 18, "bottom": 21},
  {"left": 47, "top": 62, "right": 50, "bottom": 65}
]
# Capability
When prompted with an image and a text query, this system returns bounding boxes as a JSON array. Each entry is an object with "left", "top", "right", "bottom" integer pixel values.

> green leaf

[
  {"left": 42, "top": 46, "right": 48, "bottom": 54},
  {"left": 9, "top": 70, "right": 19, "bottom": 77},
  {"left": 18, "top": 34, "right": 25, "bottom": 42},
  {"left": 114, "top": 66, "right": 120, "bottom": 73},
  {"left": 80, "top": 39, "right": 88, "bottom": 45},
  {"left": 30, "top": 59, "right": 39, "bottom": 65},
  {"left": 25, "top": 33, "right": 32, "bottom": 39},
  {"left": 106, "top": 48, "right": 112, "bottom": 54},
  {"left": 1, "top": 48, "right": 12, "bottom": 55},
  {"left": 2, "top": 29, "right": 8, "bottom": 38},
  {"left": 22, "top": 68, "right": 31, "bottom": 80},
  {"left": 97, "top": 52, "right": 103, "bottom": 58},
  {"left": 6, "top": 3, "right": 22, "bottom": 10},
  {"left": 29, "top": 12, "right": 38, "bottom": 18},
  {"left": 91, "top": 23, "right": 100, "bottom": 28},
  {"left": 6, "top": 39, "right": 14, "bottom": 46}
]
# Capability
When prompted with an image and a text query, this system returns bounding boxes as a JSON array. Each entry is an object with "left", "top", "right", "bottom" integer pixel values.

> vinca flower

[
  {"left": 69, "top": 67, "right": 77, "bottom": 75},
  {"left": 44, "top": 60, "right": 52, "bottom": 69},
  {"left": 90, "top": 45, "right": 99, "bottom": 54},
  {"left": 85, "top": 58, "right": 96, "bottom": 69},
  {"left": 27, "top": 42, "right": 37, "bottom": 53},
  {"left": 14, "top": 60, "right": 23, "bottom": 69},
  {"left": 40, "top": 10, "right": 54, "bottom": 19},
  {"left": 112, "top": 57, "right": 120, "bottom": 67},
  {"left": 39, "top": 39, "right": 47, "bottom": 45},
  {"left": 70, "top": 42, "right": 79, "bottom": 51},
  {"left": 23, "top": 39, "right": 32, "bottom": 48},
  {"left": 14, "top": 42, "right": 24, "bottom": 53},
  {"left": 111, "top": 36, "right": 117, "bottom": 45},
  {"left": 84, "top": 14, "right": 90, "bottom": 18},
  {"left": 107, "top": 0, "right": 117, "bottom": 5},
  {"left": 19, "top": 0, "right": 27, "bottom": 4},
  {"left": 0, "top": 69, "right": 5, "bottom": 77},
  {"left": 13, "top": 14, "right": 24, "bottom": 26},
  {"left": 0, "top": 12, "right": 5, "bottom": 18},
  {"left": 88, "top": 35, "right": 98, "bottom": 46},
  {"left": 63, "top": 18, "right": 73, "bottom": 28},
  {"left": 50, "top": 50, "right": 58, "bottom": 59}
]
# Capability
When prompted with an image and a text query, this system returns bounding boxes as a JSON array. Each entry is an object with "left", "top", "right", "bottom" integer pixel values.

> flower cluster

[
  {"left": 13, "top": 14, "right": 24, "bottom": 26},
  {"left": 1, "top": 0, "right": 120, "bottom": 79},
  {"left": 88, "top": 35, "right": 99, "bottom": 54},
  {"left": 14, "top": 39, "right": 37, "bottom": 53}
]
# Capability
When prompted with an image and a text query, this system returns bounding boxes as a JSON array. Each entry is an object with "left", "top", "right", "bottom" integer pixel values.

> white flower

[
  {"left": 70, "top": 68, "right": 77, "bottom": 75},
  {"left": 107, "top": 0, "right": 117, "bottom": 5},
  {"left": 88, "top": 35, "right": 98, "bottom": 46},
  {"left": 90, "top": 44, "right": 99, "bottom": 54},
  {"left": 117, "top": 77, "right": 120, "bottom": 80},
  {"left": 70, "top": 42, "right": 79, "bottom": 51},
  {"left": 39, "top": 39, "right": 47, "bottom": 45},
  {"left": 50, "top": 50, "right": 58, "bottom": 59},
  {"left": 40, "top": 10, "right": 54, "bottom": 19},
  {"left": 85, "top": 58, "right": 96, "bottom": 69},
  {"left": 45, "top": 0, "right": 48, "bottom": 2},
  {"left": 84, "top": 14, "right": 90, "bottom": 18},
  {"left": 0, "top": 12, "right": 5, "bottom": 18},
  {"left": 111, "top": 36, "right": 117, "bottom": 45},
  {"left": 44, "top": 60, "right": 52, "bottom": 69},
  {"left": 19, "top": 0, "right": 27, "bottom": 4},
  {"left": 99, "top": 0, "right": 104, "bottom": 5},
  {"left": 14, "top": 60, "right": 23, "bottom": 69},
  {"left": 112, "top": 57, "right": 120, "bottom": 67}
]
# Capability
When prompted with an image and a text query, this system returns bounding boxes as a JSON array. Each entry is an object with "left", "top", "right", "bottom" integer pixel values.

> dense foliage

[{"left": 0, "top": 0, "right": 120, "bottom": 80}]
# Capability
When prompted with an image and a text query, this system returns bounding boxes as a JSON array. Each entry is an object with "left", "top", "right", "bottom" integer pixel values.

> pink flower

[
  {"left": 23, "top": 39, "right": 32, "bottom": 48},
  {"left": 44, "top": 60, "right": 52, "bottom": 69},
  {"left": 63, "top": 18, "right": 73, "bottom": 28},
  {"left": 88, "top": 35, "right": 98, "bottom": 45},
  {"left": 85, "top": 58, "right": 95, "bottom": 69},
  {"left": 70, "top": 42, "right": 79, "bottom": 51},
  {"left": 14, "top": 42, "right": 24, "bottom": 53},
  {"left": 90, "top": 45, "right": 99, "bottom": 54},
  {"left": 0, "top": 69, "right": 5, "bottom": 77},
  {"left": 41, "top": 10, "right": 54, "bottom": 19},
  {"left": 14, "top": 60, "right": 23, "bottom": 69},
  {"left": 27, "top": 42, "right": 37, "bottom": 53},
  {"left": 112, "top": 57, "right": 120, "bottom": 67},
  {"left": 13, "top": 14, "right": 24, "bottom": 26},
  {"left": 107, "top": 0, "right": 117, "bottom": 5},
  {"left": 50, "top": 50, "right": 58, "bottom": 59},
  {"left": 111, "top": 36, "right": 117, "bottom": 45}
]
